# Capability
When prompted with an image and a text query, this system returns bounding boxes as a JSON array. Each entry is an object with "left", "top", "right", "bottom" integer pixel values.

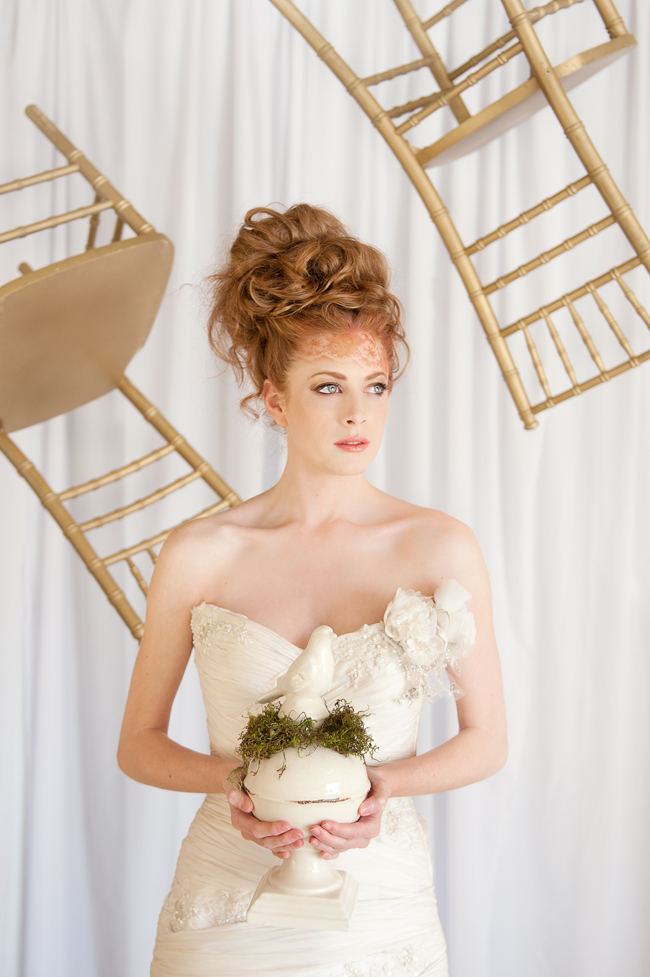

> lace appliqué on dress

[
  {"left": 383, "top": 581, "right": 477, "bottom": 702},
  {"left": 379, "top": 797, "right": 429, "bottom": 848},
  {"left": 191, "top": 604, "right": 250, "bottom": 655},
  {"left": 335, "top": 623, "right": 403, "bottom": 694},
  {"left": 163, "top": 879, "right": 249, "bottom": 932},
  {"left": 336, "top": 580, "right": 476, "bottom": 703},
  {"left": 335, "top": 942, "right": 433, "bottom": 977}
]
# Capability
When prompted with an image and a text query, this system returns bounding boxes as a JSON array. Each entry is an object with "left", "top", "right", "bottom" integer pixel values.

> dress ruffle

[{"left": 383, "top": 580, "right": 477, "bottom": 701}]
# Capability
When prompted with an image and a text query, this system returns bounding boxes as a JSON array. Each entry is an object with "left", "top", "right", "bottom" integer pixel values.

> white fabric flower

[
  {"left": 382, "top": 581, "right": 477, "bottom": 701},
  {"left": 434, "top": 580, "right": 477, "bottom": 656},
  {"left": 446, "top": 606, "right": 477, "bottom": 650},
  {"left": 383, "top": 588, "right": 444, "bottom": 665},
  {"left": 432, "top": 578, "right": 471, "bottom": 614}
]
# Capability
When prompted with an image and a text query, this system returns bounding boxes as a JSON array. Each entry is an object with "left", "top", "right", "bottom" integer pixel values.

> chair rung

[
  {"left": 422, "top": 0, "right": 470, "bottom": 32},
  {"left": 78, "top": 469, "right": 204, "bottom": 532},
  {"left": 530, "top": 349, "right": 650, "bottom": 415},
  {"left": 467, "top": 176, "right": 592, "bottom": 254},
  {"left": 446, "top": 0, "right": 583, "bottom": 82},
  {"left": 111, "top": 216, "right": 125, "bottom": 243},
  {"left": 0, "top": 163, "right": 80, "bottom": 196},
  {"left": 395, "top": 40, "right": 522, "bottom": 135},
  {"left": 613, "top": 268, "right": 650, "bottom": 329},
  {"left": 0, "top": 199, "right": 114, "bottom": 245},
  {"left": 588, "top": 284, "right": 635, "bottom": 358},
  {"left": 448, "top": 27, "right": 516, "bottom": 82},
  {"left": 502, "top": 256, "right": 641, "bottom": 334},
  {"left": 565, "top": 298, "right": 606, "bottom": 373},
  {"left": 104, "top": 498, "right": 233, "bottom": 566},
  {"left": 59, "top": 444, "right": 176, "bottom": 500},
  {"left": 363, "top": 56, "right": 438, "bottom": 88},
  {"left": 388, "top": 90, "right": 441, "bottom": 121},
  {"left": 25, "top": 104, "right": 155, "bottom": 238},
  {"left": 118, "top": 376, "right": 242, "bottom": 508},
  {"left": 126, "top": 557, "right": 149, "bottom": 598},
  {"left": 484, "top": 215, "right": 616, "bottom": 295}
]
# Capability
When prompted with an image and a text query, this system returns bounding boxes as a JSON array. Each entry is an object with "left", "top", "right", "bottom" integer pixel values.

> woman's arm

[
  {"left": 380, "top": 523, "right": 508, "bottom": 795},
  {"left": 117, "top": 526, "right": 231, "bottom": 792},
  {"left": 117, "top": 525, "right": 304, "bottom": 856},
  {"left": 310, "top": 520, "right": 507, "bottom": 858}
]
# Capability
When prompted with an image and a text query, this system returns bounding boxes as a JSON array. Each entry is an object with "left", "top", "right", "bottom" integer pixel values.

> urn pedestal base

[
  {"left": 243, "top": 746, "right": 371, "bottom": 931},
  {"left": 247, "top": 867, "right": 358, "bottom": 931}
]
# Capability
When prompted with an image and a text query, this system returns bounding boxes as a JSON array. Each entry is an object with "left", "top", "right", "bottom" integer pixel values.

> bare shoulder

[
  {"left": 411, "top": 507, "right": 483, "bottom": 568},
  {"left": 149, "top": 496, "right": 267, "bottom": 606},
  {"left": 386, "top": 498, "right": 490, "bottom": 600}
]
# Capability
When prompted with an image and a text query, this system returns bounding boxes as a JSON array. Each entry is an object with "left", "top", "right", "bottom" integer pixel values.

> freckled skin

[
  {"left": 297, "top": 330, "right": 389, "bottom": 375},
  {"left": 264, "top": 330, "right": 392, "bottom": 480}
]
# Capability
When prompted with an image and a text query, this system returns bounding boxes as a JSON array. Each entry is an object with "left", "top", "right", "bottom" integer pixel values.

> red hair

[{"left": 207, "top": 203, "right": 408, "bottom": 415}]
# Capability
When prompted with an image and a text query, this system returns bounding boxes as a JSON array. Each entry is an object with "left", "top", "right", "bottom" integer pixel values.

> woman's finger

[
  {"left": 309, "top": 834, "right": 339, "bottom": 858},
  {"left": 227, "top": 790, "right": 304, "bottom": 852},
  {"left": 358, "top": 773, "right": 390, "bottom": 817},
  {"left": 309, "top": 823, "right": 370, "bottom": 852},
  {"left": 226, "top": 788, "right": 254, "bottom": 813},
  {"left": 235, "top": 812, "right": 302, "bottom": 846}
]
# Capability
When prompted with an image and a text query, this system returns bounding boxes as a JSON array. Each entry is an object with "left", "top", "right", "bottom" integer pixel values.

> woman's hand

[
  {"left": 308, "top": 768, "right": 390, "bottom": 860},
  {"left": 226, "top": 787, "right": 304, "bottom": 859}
]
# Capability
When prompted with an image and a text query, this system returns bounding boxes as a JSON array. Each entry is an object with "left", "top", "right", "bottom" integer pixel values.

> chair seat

[
  {"left": 420, "top": 34, "right": 636, "bottom": 168},
  {"left": 0, "top": 233, "right": 173, "bottom": 432}
]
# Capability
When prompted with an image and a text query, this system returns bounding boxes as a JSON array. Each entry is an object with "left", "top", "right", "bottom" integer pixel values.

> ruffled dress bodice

[
  {"left": 151, "top": 581, "right": 476, "bottom": 977},
  {"left": 190, "top": 580, "right": 476, "bottom": 764}
]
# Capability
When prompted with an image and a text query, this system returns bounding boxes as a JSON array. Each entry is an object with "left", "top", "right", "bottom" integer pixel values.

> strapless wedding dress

[{"left": 151, "top": 582, "right": 477, "bottom": 977}]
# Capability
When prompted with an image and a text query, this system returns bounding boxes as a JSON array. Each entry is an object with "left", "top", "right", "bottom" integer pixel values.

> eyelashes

[{"left": 313, "top": 382, "right": 388, "bottom": 396}]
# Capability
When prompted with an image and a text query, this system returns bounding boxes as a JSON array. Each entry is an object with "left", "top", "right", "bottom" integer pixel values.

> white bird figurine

[{"left": 258, "top": 624, "right": 336, "bottom": 722}]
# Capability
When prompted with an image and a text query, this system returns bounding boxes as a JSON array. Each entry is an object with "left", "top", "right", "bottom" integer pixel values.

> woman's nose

[{"left": 343, "top": 396, "right": 366, "bottom": 425}]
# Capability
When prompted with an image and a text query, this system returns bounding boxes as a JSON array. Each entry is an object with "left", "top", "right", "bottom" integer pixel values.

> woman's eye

[
  {"left": 315, "top": 383, "right": 340, "bottom": 394},
  {"left": 368, "top": 382, "right": 387, "bottom": 395}
]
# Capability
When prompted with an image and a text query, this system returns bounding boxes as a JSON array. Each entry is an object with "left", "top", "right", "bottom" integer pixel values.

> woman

[{"left": 118, "top": 203, "right": 507, "bottom": 976}]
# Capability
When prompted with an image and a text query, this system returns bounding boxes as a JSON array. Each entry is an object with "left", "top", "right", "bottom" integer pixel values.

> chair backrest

[
  {"left": 270, "top": 0, "right": 650, "bottom": 428},
  {"left": 0, "top": 103, "right": 175, "bottom": 432},
  {"left": 384, "top": 0, "right": 636, "bottom": 168},
  {"left": 0, "top": 106, "right": 240, "bottom": 640}
]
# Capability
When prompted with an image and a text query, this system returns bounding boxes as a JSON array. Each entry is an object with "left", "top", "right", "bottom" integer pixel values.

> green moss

[
  {"left": 235, "top": 699, "right": 376, "bottom": 779},
  {"left": 238, "top": 703, "right": 315, "bottom": 764},
  {"left": 318, "top": 700, "right": 375, "bottom": 757}
]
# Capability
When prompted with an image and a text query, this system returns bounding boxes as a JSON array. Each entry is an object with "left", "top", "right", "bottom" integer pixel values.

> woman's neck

[{"left": 262, "top": 461, "right": 381, "bottom": 528}]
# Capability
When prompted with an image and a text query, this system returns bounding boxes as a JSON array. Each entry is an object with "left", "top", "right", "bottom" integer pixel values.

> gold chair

[
  {"left": 270, "top": 0, "right": 650, "bottom": 428},
  {"left": 0, "top": 106, "right": 240, "bottom": 640}
]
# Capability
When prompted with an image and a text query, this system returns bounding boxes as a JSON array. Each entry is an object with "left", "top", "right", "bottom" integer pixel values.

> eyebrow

[{"left": 309, "top": 370, "right": 388, "bottom": 381}]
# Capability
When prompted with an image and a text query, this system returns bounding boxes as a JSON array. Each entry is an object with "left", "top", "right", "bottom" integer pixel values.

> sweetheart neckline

[
  {"left": 191, "top": 598, "right": 392, "bottom": 652},
  {"left": 190, "top": 579, "right": 469, "bottom": 653}
]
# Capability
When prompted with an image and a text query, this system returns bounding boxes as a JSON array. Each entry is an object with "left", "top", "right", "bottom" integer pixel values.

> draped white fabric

[{"left": 1, "top": 2, "right": 649, "bottom": 976}]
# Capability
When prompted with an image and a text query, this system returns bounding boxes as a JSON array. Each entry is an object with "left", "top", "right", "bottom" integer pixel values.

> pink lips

[{"left": 335, "top": 438, "right": 369, "bottom": 452}]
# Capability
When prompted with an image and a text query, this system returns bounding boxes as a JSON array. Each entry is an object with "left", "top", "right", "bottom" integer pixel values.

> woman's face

[{"left": 263, "top": 328, "right": 391, "bottom": 477}]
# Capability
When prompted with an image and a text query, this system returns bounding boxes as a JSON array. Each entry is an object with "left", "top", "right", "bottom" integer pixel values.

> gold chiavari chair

[
  {"left": 270, "top": 0, "right": 650, "bottom": 428},
  {"left": 0, "top": 106, "right": 240, "bottom": 640}
]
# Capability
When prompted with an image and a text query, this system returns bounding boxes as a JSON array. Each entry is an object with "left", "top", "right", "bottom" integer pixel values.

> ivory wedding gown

[{"left": 151, "top": 581, "right": 477, "bottom": 977}]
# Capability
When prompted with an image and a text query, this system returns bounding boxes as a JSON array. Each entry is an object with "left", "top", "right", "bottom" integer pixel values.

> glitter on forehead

[{"left": 298, "top": 330, "right": 389, "bottom": 371}]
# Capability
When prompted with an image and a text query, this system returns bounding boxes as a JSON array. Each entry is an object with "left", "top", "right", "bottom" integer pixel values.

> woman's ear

[{"left": 262, "top": 379, "right": 288, "bottom": 427}]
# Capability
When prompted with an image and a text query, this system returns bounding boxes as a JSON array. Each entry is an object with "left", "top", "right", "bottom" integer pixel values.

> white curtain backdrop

[{"left": 1, "top": 2, "right": 649, "bottom": 976}]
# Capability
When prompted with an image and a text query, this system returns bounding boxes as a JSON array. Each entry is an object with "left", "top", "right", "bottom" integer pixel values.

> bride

[{"left": 118, "top": 203, "right": 507, "bottom": 976}]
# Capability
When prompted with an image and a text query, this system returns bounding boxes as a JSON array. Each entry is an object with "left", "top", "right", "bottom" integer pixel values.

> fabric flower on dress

[{"left": 383, "top": 580, "right": 477, "bottom": 701}]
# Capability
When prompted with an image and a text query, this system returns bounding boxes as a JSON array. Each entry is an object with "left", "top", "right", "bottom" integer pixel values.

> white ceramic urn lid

[{"left": 246, "top": 747, "right": 369, "bottom": 801}]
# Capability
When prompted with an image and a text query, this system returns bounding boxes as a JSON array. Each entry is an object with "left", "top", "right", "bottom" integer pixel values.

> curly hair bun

[{"left": 207, "top": 203, "right": 408, "bottom": 415}]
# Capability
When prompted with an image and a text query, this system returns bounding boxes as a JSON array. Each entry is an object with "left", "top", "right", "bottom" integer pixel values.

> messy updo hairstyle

[{"left": 207, "top": 203, "right": 408, "bottom": 416}]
